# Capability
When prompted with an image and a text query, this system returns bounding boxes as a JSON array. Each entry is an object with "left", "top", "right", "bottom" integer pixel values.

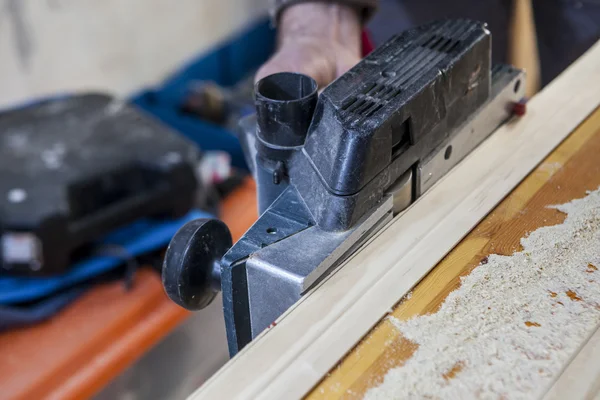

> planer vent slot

[
  {"left": 340, "top": 20, "right": 472, "bottom": 125},
  {"left": 342, "top": 81, "right": 403, "bottom": 122},
  {"left": 422, "top": 35, "right": 461, "bottom": 54}
]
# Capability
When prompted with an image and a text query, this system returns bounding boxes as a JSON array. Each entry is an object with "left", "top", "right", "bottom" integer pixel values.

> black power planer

[{"left": 161, "top": 19, "right": 528, "bottom": 356}]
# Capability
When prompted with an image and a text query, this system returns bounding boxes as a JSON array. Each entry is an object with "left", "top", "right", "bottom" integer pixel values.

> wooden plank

[
  {"left": 191, "top": 41, "right": 600, "bottom": 400},
  {"left": 544, "top": 325, "right": 600, "bottom": 400},
  {"left": 308, "top": 102, "right": 600, "bottom": 399},
  {"left": 0, "top": 179, "right": 257, "bottom": 400}
]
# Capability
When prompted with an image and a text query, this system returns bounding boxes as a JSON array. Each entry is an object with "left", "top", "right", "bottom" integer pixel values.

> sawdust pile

[{"left": 364, "top": 187, "right": 600, "bottom": 400}]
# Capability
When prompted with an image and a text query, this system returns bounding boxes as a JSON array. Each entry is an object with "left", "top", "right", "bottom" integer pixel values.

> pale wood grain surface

[
  {"left": 309, "top": 106, "right": 600, "bottom": 400},
  {"left": 544, "top": 325, "right": 600, "bottom": 400}
]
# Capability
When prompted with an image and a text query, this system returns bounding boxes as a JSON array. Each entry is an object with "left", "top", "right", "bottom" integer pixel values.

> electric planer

[{"left": 161, "top": 19, "right": 526, "bottom": 356}]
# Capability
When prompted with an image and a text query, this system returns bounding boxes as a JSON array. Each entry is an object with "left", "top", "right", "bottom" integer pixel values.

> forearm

[
  {"left": 271, "top": 0, "right": 378, "bottom": 25},
  {"left": 257, "top": 0, "right": 371, "bottom": 87},
  {"left": 278, "top": 3, "right": 362, "bottom": 55}
]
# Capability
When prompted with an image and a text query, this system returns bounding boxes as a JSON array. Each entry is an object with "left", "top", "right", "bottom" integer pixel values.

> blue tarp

[
  {"left": 0, "top": 210, "right": 210, "bottom": 305},
  {"left": 0, "top": 210, "right": 210, "bottom": 329}
]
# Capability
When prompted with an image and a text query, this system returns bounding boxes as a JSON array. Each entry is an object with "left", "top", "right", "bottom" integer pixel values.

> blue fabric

[
  {"left": 0, "top": 288, "right": 85, "bottom": 331},
  {"left": 0, "top": 210, "right": 211, "bottom": 305}
]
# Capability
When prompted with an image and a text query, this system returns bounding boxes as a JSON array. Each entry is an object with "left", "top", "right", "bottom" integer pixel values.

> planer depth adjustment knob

[{"left": 162, "top": 219, "right": 231, "bottom": 310}]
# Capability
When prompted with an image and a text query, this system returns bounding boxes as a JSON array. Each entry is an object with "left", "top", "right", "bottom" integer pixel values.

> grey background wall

[{"left": 0, "top": 0, "right": 269, "bottom": 109}]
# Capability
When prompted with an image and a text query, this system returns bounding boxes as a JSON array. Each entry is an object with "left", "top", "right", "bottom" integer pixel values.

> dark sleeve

[{"left": 270, "top": 0, "right": 378, "bottom": 25}]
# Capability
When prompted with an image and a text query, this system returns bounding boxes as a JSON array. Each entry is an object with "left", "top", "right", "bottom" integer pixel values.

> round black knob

[{"left": 162, "top": 218, "right": 232, "bottom": 310}]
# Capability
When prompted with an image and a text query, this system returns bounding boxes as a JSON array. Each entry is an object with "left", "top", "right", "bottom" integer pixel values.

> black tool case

[{"left": 0, "top": 94, "right": 199, "bottom": 275}]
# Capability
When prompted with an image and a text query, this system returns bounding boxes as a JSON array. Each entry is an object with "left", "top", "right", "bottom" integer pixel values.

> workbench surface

[
  {"left": 307, "top": 107, "right": 600, "bottom": 399},
  {"left": 0, "top": 180, "right": 257, "bottom": 400}
]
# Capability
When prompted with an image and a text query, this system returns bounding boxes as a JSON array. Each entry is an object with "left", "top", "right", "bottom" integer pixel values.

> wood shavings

[{"left": 364, "top": 187, "right": 600, "bottom": 400}]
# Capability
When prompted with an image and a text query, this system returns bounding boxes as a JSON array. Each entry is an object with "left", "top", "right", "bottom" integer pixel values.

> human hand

[{"left": 255, "top": 3, "right": 363, "bottom": 88}]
